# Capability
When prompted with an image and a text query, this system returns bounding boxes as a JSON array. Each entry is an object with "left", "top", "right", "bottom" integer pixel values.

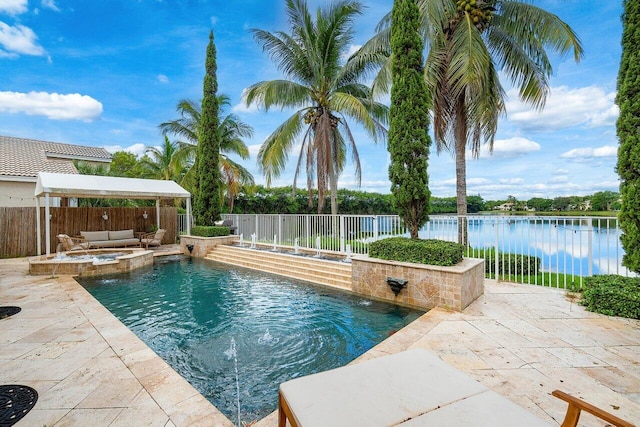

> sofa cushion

[
  {"left": 109, "top": 229, "right": 134, "bottom": 240},
  {"left": 89, "top": 238, "right": 139, "bottom": 248},
  {"left": 81, "top": 230, "right": 109, "bottom": 241}
]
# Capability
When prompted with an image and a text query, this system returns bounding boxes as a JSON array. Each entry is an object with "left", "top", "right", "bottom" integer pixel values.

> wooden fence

[{"left": 0, "top": 206, "right": 178, "bottom": 258}]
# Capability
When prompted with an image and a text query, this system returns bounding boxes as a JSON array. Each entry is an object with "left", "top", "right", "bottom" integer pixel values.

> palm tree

[
  {"left": 245, "top": 0, "right": 388, "bottom": 215},
  {"left": 353, "top": 0, "right": 582, "bottom": 243},
  {"left": 159, "top": 95, "right": 254, "bottom": 213},
  {"left": 142, "top": 136, "right": 188, "bottom": 182}
]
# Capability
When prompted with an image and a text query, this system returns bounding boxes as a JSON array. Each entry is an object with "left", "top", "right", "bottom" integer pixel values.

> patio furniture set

[{"left": 57, "top": 228, "right": 166, "bottom": 251}]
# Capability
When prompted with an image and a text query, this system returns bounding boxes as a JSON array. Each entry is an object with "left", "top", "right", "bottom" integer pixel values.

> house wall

[{"left": 0, "top": 181, "right": 37, "bottom": 207}]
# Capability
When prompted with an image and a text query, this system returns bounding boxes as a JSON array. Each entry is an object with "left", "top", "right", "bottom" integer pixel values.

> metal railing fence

[{"left": 178, "top": 213, "right": 630, "bottom": 288}]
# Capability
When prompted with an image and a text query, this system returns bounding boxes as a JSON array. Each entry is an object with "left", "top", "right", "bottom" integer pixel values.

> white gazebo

[{"left": 34, "top": 172, "right": 191, "bottom": 255}]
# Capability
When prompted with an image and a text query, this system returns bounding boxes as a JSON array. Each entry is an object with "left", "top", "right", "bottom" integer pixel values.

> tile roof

[{"left": 0, "top": 135, "right": 112, "bottom": 178}]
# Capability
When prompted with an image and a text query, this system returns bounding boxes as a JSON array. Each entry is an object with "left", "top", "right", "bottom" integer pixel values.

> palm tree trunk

[
  {"left": 455, "top": 97, "right": 468, "bottom": 246},
  {"left": 329, "top": 138, "right": 338, "bottom": 216}
]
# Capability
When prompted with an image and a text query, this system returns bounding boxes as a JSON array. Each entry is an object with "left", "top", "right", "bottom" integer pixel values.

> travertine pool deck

[{"left": 1, "top": 255, "right": 639, "bottom": 426}]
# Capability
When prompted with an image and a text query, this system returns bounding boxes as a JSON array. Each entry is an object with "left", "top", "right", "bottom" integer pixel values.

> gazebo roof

[{"left": 35, "top": 172, "right": 190, "bottom": 199}]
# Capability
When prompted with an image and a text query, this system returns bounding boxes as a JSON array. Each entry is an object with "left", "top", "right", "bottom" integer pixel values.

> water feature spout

[
  {"left": 294, "top": 238, "right": 299, "bottom": 254},
  {"left": 239, "top": 233, "right": 244, "bottom": 247},
  {"left": 344, "top": 244, "right": 352, "bottom": 263},
  {"left": 225, "top": 337, "right": 241, "bottom": 427},
  {"left": 386, "top": 277, "right": 408, "bottom": 296},
  {"left": 273, "top": 234, "right": 278, "bottom": 251},
  {"left": 186, "top": 244, "right": 194, "bottom": 254},
  {"left": 315, "top": 236, "right": 321, "bottom": 257},
  {"left": 250, "top": 233, "right": 256, "bottom": 249}
]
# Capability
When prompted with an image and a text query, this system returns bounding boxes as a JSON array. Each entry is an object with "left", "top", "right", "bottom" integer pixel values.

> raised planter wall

[
  {"left": 180, "top": 235, "right": 239, "bottom": 258},
  {"left": 351, "top": 256, "right": 485, "bottom": 311}
]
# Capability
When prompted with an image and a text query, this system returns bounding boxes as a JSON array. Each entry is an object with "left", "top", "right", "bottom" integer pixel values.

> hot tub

[{"left": 29, "top": 248, "right": 153, "bottom": 277}]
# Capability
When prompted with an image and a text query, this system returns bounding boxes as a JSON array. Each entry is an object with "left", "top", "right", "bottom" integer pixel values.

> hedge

[
  {"left": 581, "top": 275, "right": 640, "bottom": 319},
  {"left": 369, "top": 237, "right": 464, "bottom": 266},
  {"left": 190, "top": 225, "right": 230, "bottom": 237}
]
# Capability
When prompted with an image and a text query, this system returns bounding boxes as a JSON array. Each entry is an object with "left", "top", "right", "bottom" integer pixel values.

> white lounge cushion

[
  {"left": 81, "top": 230, "right": 109, "bottom": 241},
  {"left": 109, "top": 229, "right": 134, "bottom": 240}
]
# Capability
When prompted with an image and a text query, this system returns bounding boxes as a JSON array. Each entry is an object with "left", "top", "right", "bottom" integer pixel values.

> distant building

[
  {"left": 496, "top": 203, "right": 514, "bottom": 211},
  {"left": 0, "top": 135, "right": 112, "bottom": 207}
]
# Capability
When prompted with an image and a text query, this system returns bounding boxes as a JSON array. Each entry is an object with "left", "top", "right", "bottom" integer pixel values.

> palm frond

[
  {"left": 257, "top": 110, "right": 306, "bottom": 185},
  {"left": 245, "top": 80, "right": 312, "bottom": 111}
]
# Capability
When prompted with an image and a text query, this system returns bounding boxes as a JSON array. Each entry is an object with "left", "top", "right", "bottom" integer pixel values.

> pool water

[{"left": 78, "top": 256, "right": 424, "bottom": 424}]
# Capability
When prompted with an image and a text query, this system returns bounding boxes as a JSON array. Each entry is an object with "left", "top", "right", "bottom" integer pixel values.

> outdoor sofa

[{"left": 80, "top": 229, "right": 140, "bottom": 248}]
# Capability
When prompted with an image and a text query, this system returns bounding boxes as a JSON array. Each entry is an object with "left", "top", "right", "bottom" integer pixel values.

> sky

[{"left": 0, "top": 0, "right": 624, "bottom": 201}]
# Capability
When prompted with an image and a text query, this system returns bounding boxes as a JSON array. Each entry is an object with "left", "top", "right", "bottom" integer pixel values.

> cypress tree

[
  {"left": 617, "top": 0, "right": 640, "bottom": 273},
  {"left": 194, "top": 30, "right": 222, "bottom": 226},
  {"left": 388, "top": 0, "right": 431, "bottom": 239}
]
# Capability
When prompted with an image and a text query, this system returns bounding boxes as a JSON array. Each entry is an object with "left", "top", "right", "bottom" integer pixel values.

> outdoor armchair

[
  {"left": 140, "top": 229, "right": 166, "bottom": 249},
  {"left": 56, "top": 234, "right": 90, "bottom": 252}
]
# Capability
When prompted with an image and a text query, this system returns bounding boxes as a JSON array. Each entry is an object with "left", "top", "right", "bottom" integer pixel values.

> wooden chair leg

[
  {"left": 278, "top": 391, "right": 298, "bottom": 427},
  {"left": 559, "top": 402, "right": 582, "bottom": 427},
  {"left": 278, "top": 392, "right": 287, "bottom": 427}
]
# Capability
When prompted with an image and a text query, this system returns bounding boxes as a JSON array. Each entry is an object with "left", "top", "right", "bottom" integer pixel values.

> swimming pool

[{"left": 78, "top": 256, "right": 424, "bottom": 424}]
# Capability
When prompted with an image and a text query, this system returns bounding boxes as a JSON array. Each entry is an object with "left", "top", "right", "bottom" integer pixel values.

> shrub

[
  {"left": 581, "top": 275, "right": 640, "bottom": 319},
  {"left": 473, "top": 249, "right": 540, "bottom": 276},
  {"left": 369, "top": 237, "right": 464, "bottom": 266},
  {"left": 191, "top": 225, "right": 230, "bottom": 237}
]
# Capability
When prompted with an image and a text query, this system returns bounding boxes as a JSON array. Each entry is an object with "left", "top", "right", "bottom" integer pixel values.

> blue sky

[{"left": 0, "top": 0, "right": 623, "bottom": 201}]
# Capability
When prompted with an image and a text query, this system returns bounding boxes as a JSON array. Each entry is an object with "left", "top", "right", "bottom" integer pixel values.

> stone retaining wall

[
  {"left": 351, "top": 256, "right": 484, "bottom": 311},
  {"left": 180, "top": 235, "right": 239, "bottom": 258}
]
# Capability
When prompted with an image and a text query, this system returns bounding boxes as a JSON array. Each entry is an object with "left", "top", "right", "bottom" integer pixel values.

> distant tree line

[
  {"left": 230, "top": 188, "right": 619, "bottom": 215},
  {"left": 484, "top": 192, "right": 621, "bottom": 212}
]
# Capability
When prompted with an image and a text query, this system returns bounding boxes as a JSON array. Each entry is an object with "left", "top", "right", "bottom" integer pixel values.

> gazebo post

[
  {"left": 156, "top": 199, "right": 160, "bottom": 230},
  {"left": 186, "top": 196, "right": 191, "bottom": 235},
  {"left": 36, "top": 197, "right": 41, "bottom": 256},
  {"left": 44, "top": 193, "right": 51, "bottom": 256}
]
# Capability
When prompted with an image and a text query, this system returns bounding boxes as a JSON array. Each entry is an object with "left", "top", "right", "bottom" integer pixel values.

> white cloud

[
  {"left": 554, "top": 169, "right": 569, "bottom": 175},
  {"left": 340, "top": 44, "right": 361, "bottom": 61},
  {"left": 548, "top": 175, "right": 568, "bottom": 183},
  {"left": 499, "top": 178, "right": 523, "bottom": 185},
  {"left": 506, "top": 86, "right": 618, "bottom": 131},
  {"left": 233, "top": 101, "right": 259, "bottom": 113},
  {"left": 0, "top": 91, "right": 103, "bottom": 121},
  {"left": 477, "top": 137, "right": 541, "bottom": 158},
  {"left": 210, "top": 16, "right": 218, "bottom": 26},
  {"left": 157, "top": 74, "right": 169, "bottom": 84},
  {"left": 0, "top": 0, "right": 27, "bottom": 15},
  {"left": 102, "top": 143, "right": 147, "bottom": 157},
  {"left": 247, "top": 143, "right": 261, "bottom": 156},
  {"left": 561, "top": 145, "right": 617, "bottom": 159},
  {"left": 0, "top": 22, "right": 46, "bottom": 56},
  {"left": 41, "top": 0, "right": 59, "bottom": 12}
]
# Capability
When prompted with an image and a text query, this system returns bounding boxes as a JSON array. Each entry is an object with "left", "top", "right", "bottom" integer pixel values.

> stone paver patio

[{"left": 1, "top": 255, "right": 639, "bottom": 426}]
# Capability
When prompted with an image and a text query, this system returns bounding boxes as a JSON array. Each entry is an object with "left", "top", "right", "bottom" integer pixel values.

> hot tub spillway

[{"left": 205, "top": 245, "right": 352, "bottom": 289}]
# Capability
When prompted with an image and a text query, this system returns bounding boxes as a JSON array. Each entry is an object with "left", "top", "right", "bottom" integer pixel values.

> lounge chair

[
  {"left": 57, "top": 234, "right": 90, "bottom": 251},
  {"left": 278, "top": 349, "right": 553, "bottom": 427},
  {"left": 140, "top": 229, "right": 166, "bottom": 249}
]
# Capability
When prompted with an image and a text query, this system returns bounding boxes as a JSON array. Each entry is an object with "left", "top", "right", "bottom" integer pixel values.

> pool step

[{"left": 205, "top": 245, "right": 353, "bottom": 290}]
